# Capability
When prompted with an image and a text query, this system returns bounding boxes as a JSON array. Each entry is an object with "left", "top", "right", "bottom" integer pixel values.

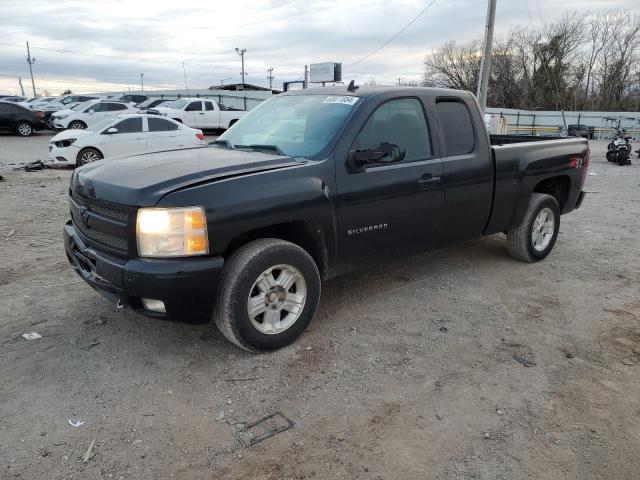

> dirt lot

[{"left": 1, "top": 137, "right": 639, "bottom": 480}]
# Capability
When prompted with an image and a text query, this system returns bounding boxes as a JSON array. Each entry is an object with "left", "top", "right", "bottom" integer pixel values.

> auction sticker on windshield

[{"left": 322, "top": 96, "right": 359, "bottom": 106}]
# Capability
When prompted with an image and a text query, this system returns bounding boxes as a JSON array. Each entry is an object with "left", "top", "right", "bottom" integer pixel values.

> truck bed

[{"left": 485, "top": 136, "right": 589, "bottom": 235}]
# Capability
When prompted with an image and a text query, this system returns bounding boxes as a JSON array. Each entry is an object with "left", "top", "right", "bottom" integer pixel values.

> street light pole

[
  {"left": 235, "top": 48, "right": 247, "bottom": 86},
  {"left": 140, "top": 73, "right": 144, "bottom": 91},
  {"left": 26, "top": 41, "right": 36, "bottom": 97},
  {"left": 267, "top": 67, "right": 274, "bottom": 90},
  {"left": 476, "top": 0, "right": 497, "bottom": 113}
]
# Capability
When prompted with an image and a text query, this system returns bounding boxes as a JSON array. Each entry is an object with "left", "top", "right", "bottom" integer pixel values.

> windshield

[
  {"left": 163, "top": 99, "right": 189, "bottom": 109},
  {"left": 71, "top": 101, "right": 92, "bottom": 111},
  {"left": 217, "top": 94, "right": 360, "bottom": 158}
]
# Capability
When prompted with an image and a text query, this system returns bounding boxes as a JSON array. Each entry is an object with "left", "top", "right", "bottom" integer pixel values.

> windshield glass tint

[
  {"left": 164, "top": 99, "right": 188, "bottom": 109},
  {"left": 218, "top": 94, "right": 360, "bottom": 158}
]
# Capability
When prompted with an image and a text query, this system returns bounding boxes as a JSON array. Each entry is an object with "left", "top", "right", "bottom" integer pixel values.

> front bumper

[
  {"left": 575, "top": 190, "right": 586, "bottom": 210},
  {"left": 64, "top": 221, "right": 224, "bottom": 323},
  {"left": 47, "top": 145, "right": 78, "bottom": 166}
]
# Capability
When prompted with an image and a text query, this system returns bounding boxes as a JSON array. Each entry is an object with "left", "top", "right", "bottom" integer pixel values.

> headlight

[
  {"left": 56, "top": 115, "right": 68, "bottom": 119},
  {"left": 136, "top": 206, "right": 208, "bottom": 257},
  {"left": 55, "top": 138, "right": 77, "bottom": 148}
]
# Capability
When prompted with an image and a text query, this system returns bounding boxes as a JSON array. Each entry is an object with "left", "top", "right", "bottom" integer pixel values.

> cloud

[{"left": 1, "top": 0, "right": 638, "bottom": 94}]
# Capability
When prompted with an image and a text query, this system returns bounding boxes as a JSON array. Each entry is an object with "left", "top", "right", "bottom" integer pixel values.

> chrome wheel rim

[
  {"left": 46, "top": 117, "right": 55, "bottom": 129},
  {"left": 71, "top": 122, "right": 84, "bottom": 129},
  {"left": 80, "top": 151, "right": 100, "bottom": 165},
  {"left": 18, "top": 123, "right": 31, "bottom": 136},
  {"left": 532, "top": 207, "right": 555, "bottom": 252},
  {"left": 247, "top": 264, "right": 307, "bottom": 335}
]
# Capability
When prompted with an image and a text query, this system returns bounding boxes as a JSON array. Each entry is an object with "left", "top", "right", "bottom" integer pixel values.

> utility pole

[
  {"left": 476, "top": 0, "right": 497, "bottom": 113},
  {"left": 26, "top": 41, "right": 36, "bottom": 97},
  {"left": 235, "top": 48, "right": 247, "bottom": 86},
  {"left": 304, "top": 65, "right": 309, "bottom": 89},
  {"left": 267, "top": 67, "right": 274, "bottom": 90},
  {"left": 140, "top": 73, "right": 144, "bottom": 91}
]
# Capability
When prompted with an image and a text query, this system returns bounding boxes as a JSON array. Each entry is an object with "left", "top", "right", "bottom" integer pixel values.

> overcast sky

[{"left": 0, "top": 0, "right": 637, "bottom": 95}]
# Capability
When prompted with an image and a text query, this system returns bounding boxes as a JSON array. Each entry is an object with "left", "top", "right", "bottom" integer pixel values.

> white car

[
  {"left": 47, "top": 114, "right": 206, "bottom": 167},
  {"left": 51, "top": 100, "right": 138, "bottom": 130},
  {"left": 156, "top": 97, "right": 246, "bottom": 130}
]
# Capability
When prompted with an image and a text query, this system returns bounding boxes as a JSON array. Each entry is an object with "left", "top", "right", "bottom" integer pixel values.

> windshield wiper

[
  {"left": 234, "top": 144, "right": 285, "bottom": 156},
  {"left": 210, "top": 139, "right": 234, "bottom": 149}
]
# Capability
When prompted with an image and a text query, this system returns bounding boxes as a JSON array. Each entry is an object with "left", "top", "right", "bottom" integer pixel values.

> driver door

[
  {"left": 336, "top": 97, "right": 444, "bottom": 266},
  {"left": 185, "top": 100, "right": 203, "bottom": 128}
]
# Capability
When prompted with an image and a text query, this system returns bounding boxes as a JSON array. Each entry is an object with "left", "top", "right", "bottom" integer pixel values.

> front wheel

[
  {"left": 76, "top": 148, "right": 103, "bottom": 167},
  {"left": 506, "top": 193, "right": 560, "bottom": 263},
  {"left": 16, "top": 121, "right": 33, "bottom": 137},
  {"left": 214, "top": 239, "right": 321, "bottom": 352},
  {"left": 69, "top": 121, "right": 87, "bottom": 129}
]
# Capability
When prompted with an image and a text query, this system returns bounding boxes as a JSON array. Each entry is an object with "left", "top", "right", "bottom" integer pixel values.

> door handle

[
  {"left": 417, "top": 175, "right": 441, "bottom": 188},
  {"left": 198, "top": 112, "right": 205, "bottom": 115}
]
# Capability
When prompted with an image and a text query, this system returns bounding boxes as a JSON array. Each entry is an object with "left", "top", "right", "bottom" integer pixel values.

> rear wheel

[
  {"left": 214, "top": 239, "right": 321, "bottom": 352},
  {"left": 507, "top": 193, "right": 560, "bottom": 263},
  {"left": 69, "top": 120, "right": 87, "bottom": 130},
  {"left": 16, "top": 121, "right": 33, "bottom": 137},
  {"left": 76, "top": 148, "right": 103, "bottom": 167}
]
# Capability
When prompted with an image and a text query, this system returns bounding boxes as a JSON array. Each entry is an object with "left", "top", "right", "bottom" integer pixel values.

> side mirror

[
  {"left": 106, "top": 127, "right": 118, "bottom": 134},
  {"left": 88, "top": 109, "right": 95, "bottom": 115},
  {"left": 349, "top": 142, "right": 405, "bottom": 166}
]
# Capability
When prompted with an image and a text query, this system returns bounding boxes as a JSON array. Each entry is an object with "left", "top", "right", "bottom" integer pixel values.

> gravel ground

[{"left": 0, "top": 137, "right": 639, "bottom": 480}]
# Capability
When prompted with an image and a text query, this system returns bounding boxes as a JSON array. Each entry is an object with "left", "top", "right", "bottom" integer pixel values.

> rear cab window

[{"left": 435, "top": 99, "right": 475, "bottom": 156}]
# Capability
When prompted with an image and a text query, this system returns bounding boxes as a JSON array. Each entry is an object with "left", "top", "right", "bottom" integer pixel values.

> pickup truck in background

[
  {"left": 64, "top": 86, "right": 589, "bottom": 352},
  {"left": 155, "top": 98, "right": 246, "bottom": 130}
]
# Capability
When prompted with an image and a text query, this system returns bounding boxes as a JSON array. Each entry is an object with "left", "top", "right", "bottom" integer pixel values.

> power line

[{"left": 345, "top": 0, "right": 438, "bottom": 69}]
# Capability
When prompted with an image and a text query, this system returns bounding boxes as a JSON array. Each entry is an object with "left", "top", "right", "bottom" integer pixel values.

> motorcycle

[{"left": 606, "top": 124, "right": 632, "bottom": 166}]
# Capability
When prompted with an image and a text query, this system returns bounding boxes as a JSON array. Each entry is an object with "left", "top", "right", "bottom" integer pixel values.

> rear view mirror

[{"left": 349, "top": 142, "right": 405, "bottom": 166}]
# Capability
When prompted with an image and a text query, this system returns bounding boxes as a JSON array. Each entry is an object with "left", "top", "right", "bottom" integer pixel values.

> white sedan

[
  {"left": 47, "top": 114, "right": 206, "bottom": 167},
  {"left": 51, "top": 100, "right": 137, "bottom": 130}
]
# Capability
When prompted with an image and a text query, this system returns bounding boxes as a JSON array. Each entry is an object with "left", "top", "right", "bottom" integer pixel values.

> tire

[
  {"left": 76, "top": 147, "right": 103, "bottom": 167},
  {"left": 506, "top": 193, "right": 560, "bottom": 263},
  {"left": 46, "top": 116, "right": 56, "bottom": 130},
  {"left": 16, "top": 121, "right": 33, "bottom": 137},
  {"left": 617, "top": 150, "right": 628, "bottom": 166},
  {"left": 69, "top": 121, "right": 87, "bottom": 129},
  {"left": 214, "top": 238, "right": 321, "bottom": 352},
  {"left": 606, "top": 151, "right": 615, "bottom": 162}
]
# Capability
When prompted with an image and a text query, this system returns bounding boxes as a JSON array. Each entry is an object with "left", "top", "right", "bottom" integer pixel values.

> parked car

[
  {"left": 156, "top": 98, "right": 245, "bottom": 130},
  {"left": 39, "top": 94, "right": 104, "bottom": 129},
  {"left": 51, "top": 100, "right": 138, "bottom": 130},
  {"left": 568, "top": 124, "right": 595, "bottom": 139},
  {"left": 0, "top": 100, "right": 46, "bottom": 136},
  {"left": 136, "top": 97, "right": 176, "bottom": 111},
  {"left": 106, "top": 93, "right": 149, "bottom": 104},
  {"left": 64, "top": 86, "right": 589, "bottom": 351},
  {"left": 0, "top": 95, "right": 28, "bottom": 103},
  {"left": 48, "top": 114, "right": 205, "bottom": 167}
]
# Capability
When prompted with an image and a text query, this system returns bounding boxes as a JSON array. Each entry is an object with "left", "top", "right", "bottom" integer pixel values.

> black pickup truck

[{"left": 64, "top": 86, "right": 589, "bottom": 351}]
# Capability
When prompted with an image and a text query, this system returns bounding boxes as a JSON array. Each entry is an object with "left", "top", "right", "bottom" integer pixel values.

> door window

[
  {"left": 353, "top": 98, "right": 431, "bottom": 163},
  {"left": 87, "top": 103, "right": 108, "bottom": 113},
  {"left": 148, "top": 117, "right": 179, "bottom": 132},
  {"left": 113, "top": 117, "right": 143, "bottom": 133},
  {"left": 186, "top": 101, "right": 202, "bottom": 111},
  {"left": 205, "top": 101, "right": 214, "bottom": 111},
  {"left": 435, "top": 100, "right": 475, "bottom": 155},
  {"left": 108, "top": 103, "right": 128, "bottom": 111}
]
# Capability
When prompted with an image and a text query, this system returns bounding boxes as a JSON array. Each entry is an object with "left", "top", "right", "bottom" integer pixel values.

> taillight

[{"left": 195, "top": 131, "right": 204, "bottom": 140}]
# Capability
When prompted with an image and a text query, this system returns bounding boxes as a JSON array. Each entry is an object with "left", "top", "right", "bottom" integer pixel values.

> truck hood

[{"left": 72, "top": 146, "right": 303, "bottom": 206}]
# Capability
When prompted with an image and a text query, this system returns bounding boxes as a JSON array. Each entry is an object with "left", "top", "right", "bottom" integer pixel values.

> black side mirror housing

[{"left": 349, "top": 142, "right": 405, "bottom": 166}]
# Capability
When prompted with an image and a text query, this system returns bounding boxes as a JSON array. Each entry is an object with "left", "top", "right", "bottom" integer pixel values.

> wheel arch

[
  {"left": 533, "top": 175, "right": 571, "bottom": 212},
  {"left": 223, "top": 221, "right": 329, "bottom": 279}
]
